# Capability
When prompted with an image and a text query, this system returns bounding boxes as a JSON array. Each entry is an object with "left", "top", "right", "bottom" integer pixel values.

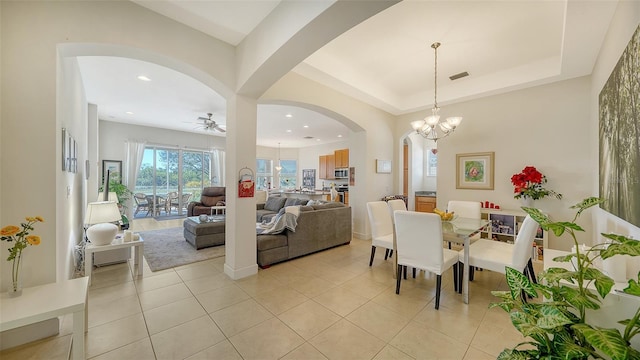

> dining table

[{"left": 393, "top": 216, "right": 489, "bottom": 304}]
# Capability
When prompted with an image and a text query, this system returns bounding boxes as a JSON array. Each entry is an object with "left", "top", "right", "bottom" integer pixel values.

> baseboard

[
  {"left": 224, "top": 263, "right": 258, "bottom": 280},
  {"left": 353, "top": 231, "right": 370, "bottom": 240},
  {"left": 0, "top": 318, "right": 59, "bottom": 351}
]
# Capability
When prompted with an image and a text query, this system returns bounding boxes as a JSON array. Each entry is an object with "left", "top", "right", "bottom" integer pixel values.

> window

[
  {"left": 256, "top": 159, "right": 273, "bottom": 190},
  {"left": 427, "top": 150, "right": 437, "bottom": 176},
  {"left": 279, "top": 159, "right": 297, "bottom": 188}
]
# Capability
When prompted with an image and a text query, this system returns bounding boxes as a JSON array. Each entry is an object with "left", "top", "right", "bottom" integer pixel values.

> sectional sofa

[{"left": 256, "top": 202, "right": 352, "bottom": 267}]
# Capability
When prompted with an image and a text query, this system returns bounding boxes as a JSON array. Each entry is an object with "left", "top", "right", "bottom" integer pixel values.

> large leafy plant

[{"left": 491, "top": 197, "right": 640, "bottom": 359}]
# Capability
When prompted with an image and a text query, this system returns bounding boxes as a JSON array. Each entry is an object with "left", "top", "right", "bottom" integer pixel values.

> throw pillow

[
  {"left": 216, "top": 201, "right": 226, "bottom": 206},
  {"left": 264, "top": 197, "right": 286, "bottom": 212}
]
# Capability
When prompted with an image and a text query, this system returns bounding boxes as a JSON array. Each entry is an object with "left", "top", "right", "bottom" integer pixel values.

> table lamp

[{"left": 85, "top": 201, "right": 121, "bottom": 246}]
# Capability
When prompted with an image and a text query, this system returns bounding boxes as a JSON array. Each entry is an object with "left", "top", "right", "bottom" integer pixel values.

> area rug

[{"left": 138, "top": 227, "right": 225, "bottom": 271}]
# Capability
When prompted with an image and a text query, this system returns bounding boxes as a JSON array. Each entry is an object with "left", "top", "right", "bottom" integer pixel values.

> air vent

[
  {"left": 449, "top": 71, "right": 469, "bottom": 81},
  {"left": 303, "top": 136, "right": 314, "bottom": 139}
]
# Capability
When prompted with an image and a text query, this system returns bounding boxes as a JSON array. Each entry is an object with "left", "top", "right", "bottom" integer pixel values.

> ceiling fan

[{"left": 195, "top": 113, "right": 226, "bottom": 133}]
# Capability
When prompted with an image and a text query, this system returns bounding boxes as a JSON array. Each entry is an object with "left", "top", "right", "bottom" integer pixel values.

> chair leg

[
  {"left": 453, "top": 263, "right": 459, "bottom": 292},
  {"left": 396, "top": 264, "right": 403, "bottom": 294},
  {"left": 384, "top": 249, "right": 389, "bottom": 260},
  {"left": 412, "top": 268, "right": 416, "bottom": 278},
  {"left": 389, "top": 249, "right": 393, "bottom": 257},
  {"left": 448, "top": 241, "right": 452, "bottom": 249},
  {"left": 369, "top": 246, "right": 376, "bottom": 266},
  {"left": 403, "top": 265, "right": 407, "bottom": 280},
  {"left": 527, "top": 259, "right": 538, "bottom": 284},
  {"left": 469, "top": 266, "right": 475, "bottom": 281},
  {"left": 435, "top": 275, "right": 442, "bottom": 309}
]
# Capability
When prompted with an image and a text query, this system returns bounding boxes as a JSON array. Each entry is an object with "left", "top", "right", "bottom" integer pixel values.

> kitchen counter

[
  {"left": 277, "top": 190, "right": 330, "bottom": 201},
  {"left": 415, "top": 191, "right": 437, "bottom": 197}
]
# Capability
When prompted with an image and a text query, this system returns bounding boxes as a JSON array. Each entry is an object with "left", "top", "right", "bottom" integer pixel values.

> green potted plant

[{"left": 491, "top": 197, "right": 640, "bottom": 359}]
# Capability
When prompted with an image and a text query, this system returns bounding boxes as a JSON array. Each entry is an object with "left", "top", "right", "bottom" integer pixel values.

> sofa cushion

[
  {"left": 202, "top": 195, "right": 225, "bottom": 207},
  {"left": 264, "top": 197, "right": 286, "bottom": 212},
  {"left": 299, "top": 205, "right": 314, "bottom": 212},
  {"left": 284, "top": 198, "right": 307, "bottom": 207},
  {"left": 256, "top": 234, "right": 288, "bottom": 251}
]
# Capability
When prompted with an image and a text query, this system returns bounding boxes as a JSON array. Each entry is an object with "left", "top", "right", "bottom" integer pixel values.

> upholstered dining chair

[
  {"left": 456, "top": 215, "right": 539, "bottom": 293},
  {"left": 387, "top": 199, "right": 407, "bottom": 218},
  {"left": 366, "top": 201, "right": 395, "bottom": 266},
  {"left": 444, "top": 200, "right": 482, "bottom": 249},
  {"left": 394, "top": 210, "right": 459, "bottom": 310}
]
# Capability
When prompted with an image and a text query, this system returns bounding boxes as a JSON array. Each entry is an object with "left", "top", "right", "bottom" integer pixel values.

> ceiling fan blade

[
  {"left": 214, "top": 125, "right": 226, "bottom": 133},
  {"left": 197, "top": 116, "right": 209, "bottom": 121}
]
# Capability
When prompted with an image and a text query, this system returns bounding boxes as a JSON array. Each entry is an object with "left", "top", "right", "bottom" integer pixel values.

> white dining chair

[
  {"left": 394, "top": 210, "right": 459, "bottom": 309},
  {"left": 366, "top": 201, "right": 395, "bottom": 266},
  {"left": 456, "top": 215, "right": 539, "bottom": 293},
  {"left": 444, "top": 200, "right": 482, "bottom": 250},
  {"left": 387, "top": 199, "right": 407, "bottom": 216}
]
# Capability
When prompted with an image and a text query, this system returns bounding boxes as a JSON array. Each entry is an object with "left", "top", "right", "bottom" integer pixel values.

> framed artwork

[
  {"left": 456, "top": 152, "right": 494, "bottom": 190},
  {"left": 599, "top": 25, "right": 640, "bottom": 227},
  {"left": 302, "top": 169, "right": 316, "bottom": 188},
  {"left": 349, "top": 166, "right": 355, "bottom": 186},
  {"left": 102, "top": 160, "right": 122, "bottom": 184},
  {"left": 376, "top": 159, "right": 391, "bottom": 174},
  {"left": 61, "top": 128, "right": 68, "bottom": 171}
]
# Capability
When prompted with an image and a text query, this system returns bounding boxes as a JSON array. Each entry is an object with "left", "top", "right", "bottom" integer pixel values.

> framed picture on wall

[
  {"left": 102, "top": 160, "right": 122, "bottom": 184},
  {"left": 62, "top": 128, "right": 68, "bottom": 171},
  {"left": 376, "top": 159, "right": 391, "bottom": 173},
  {"left": 456, "top": 152, "right": 495, "bottom": 190}
]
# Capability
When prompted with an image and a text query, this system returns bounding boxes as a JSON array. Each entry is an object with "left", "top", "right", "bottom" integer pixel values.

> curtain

[
  {"left": 124, "top": 139, "right": 146, "bottom": 219},
  {"left": 211, "top": 149, "right": 225, "bottom": 186}
]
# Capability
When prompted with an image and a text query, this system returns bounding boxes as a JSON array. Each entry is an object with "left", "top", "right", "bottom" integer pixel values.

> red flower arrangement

[{"left": 511, "top": 166, "right": 562, "bottom": 200}]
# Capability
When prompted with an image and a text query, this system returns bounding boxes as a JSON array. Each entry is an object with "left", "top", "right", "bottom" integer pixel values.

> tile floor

[{"left": 0, "top": 217, "right": 533, "bottom": 360}]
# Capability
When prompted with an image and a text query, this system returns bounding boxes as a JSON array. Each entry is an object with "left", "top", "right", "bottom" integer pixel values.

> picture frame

[
  {"left": 302, "top": 169, "right": 316, "bottom": 188},
  {"left": 61, "top": 128, "right": 68, "bottom": 171},
  {"left": 102, "top": 160, "right": 122, "bottom": 184},
  {"left": 376, "top": 159, "right": 391, "bottom": 174},
  {"left": 456, "top": 152, "right": 495, "bottom": 190}
]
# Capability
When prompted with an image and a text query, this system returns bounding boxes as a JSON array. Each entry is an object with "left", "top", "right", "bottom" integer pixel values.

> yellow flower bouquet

[{"left": 1, "top": 216, "right": 44, "bottom": 295}]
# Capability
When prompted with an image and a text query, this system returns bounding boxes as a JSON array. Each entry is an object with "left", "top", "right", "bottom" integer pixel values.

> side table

[
  {"left": 85, "top": 237, "right": 144, "bottom": 286},
  {"left": 0, "top": 277, "right": 88, "bottom": 360}
]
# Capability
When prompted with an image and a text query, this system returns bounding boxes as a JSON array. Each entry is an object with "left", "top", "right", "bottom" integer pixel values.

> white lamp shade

[
  {"left": 411, "top": 120, "right": 425, "bottom": 131},
  {"left": 97, "top": 192, "right": 119, "bottom": 203},
  {"left": 86, "top": 223, "right": 118, "bottom": 246},
  {"left": 446, "top": 117, "right": 462, "bottom": 127},
  {"left": 424, "top": 114, "right": 440, "bottom": 126},
  {"left": 85, "top": 201, "right": 121, "bottom": 225}
]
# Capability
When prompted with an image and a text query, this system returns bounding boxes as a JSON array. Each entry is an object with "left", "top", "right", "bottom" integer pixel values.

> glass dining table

[{"left": 393, "top": 216, "right": 489, "bottom": 304}]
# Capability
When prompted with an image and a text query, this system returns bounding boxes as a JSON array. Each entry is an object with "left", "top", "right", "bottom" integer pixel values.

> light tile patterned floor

[{"left": 0, "top": 217, "right": 534, "bottom": 360}]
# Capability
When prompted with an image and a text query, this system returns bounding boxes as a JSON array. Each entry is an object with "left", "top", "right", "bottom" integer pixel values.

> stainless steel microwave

[{"left": 335, "top": 168, "right": 348, "bottom": 178}]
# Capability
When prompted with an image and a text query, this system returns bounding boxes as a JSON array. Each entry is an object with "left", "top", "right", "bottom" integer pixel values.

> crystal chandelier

[
  {"left": 411, "top": 42, "right": 462, "bottom": 142},
  {"left": 275, "top": 142, "right": 282, "bottom": 172}
]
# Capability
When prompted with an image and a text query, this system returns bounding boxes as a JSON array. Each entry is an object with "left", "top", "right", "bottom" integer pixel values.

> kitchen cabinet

[
  {"left": 344, "top": 192, "right": 349, "bottom": 205},
  {"left": 319, "top": 155, "right": 335, "bottom": 180},
  {"left": 334, "top": 149, "right": 349, "bottom": 168},
  {"left": 415, "top": 196, "right": 436, "bottom": 213}
]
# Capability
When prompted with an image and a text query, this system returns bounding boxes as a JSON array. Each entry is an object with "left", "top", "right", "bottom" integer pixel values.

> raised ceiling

[{"left": 78, "top": 0, "right": 617, "bottom": 148}]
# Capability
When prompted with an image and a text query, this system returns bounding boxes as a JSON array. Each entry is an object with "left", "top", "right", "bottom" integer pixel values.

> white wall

[{"left": 397, "top": 76, "right": 592, "bottom": 250}]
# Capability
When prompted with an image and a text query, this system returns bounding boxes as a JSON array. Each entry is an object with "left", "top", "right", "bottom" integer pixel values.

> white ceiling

[{"left": 77, "top": 0, "right": 616, "bottom": 149}]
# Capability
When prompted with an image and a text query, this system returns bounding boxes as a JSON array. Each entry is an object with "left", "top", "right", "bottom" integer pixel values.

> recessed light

[
  {"left": 316, "top": 139, "right": 321, "bottom": 141},
  {"left": 137, "top": 75, "right": 151, "bottom": 81},
  {"left": 303, "top": 125, "right": 309, "bottom": 128},
  {"left": 337, "top": 134, "right": 343, "bottom": 138},
  {"left": 125, "top": 111, "right": 134, "bottom": 115},
  {"left": 286, "top": 129, "right": 292, "bottom": 133},
  {"left": 285, "top": 114, "right": 293, "bottom": 118}
]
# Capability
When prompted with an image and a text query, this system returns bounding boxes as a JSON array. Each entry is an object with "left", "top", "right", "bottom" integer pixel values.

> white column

[{"left": 224, "top": 95, "right": 259, "bottom": 279}]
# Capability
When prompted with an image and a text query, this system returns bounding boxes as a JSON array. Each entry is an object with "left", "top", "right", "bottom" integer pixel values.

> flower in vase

[
  {"left": 510, "top": 166, "right": 562, "bottom": 200},
  {"left": 1, "top": 216, "right": 44, "bottom": 292}
]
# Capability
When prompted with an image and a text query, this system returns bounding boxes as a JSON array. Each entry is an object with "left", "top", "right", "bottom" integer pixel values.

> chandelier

[
  {"left": 411, "top": 42, "right": 462, "bottom": 142},
  {"left": 275, "top": 142, "right": 282, "bottom": 172}
]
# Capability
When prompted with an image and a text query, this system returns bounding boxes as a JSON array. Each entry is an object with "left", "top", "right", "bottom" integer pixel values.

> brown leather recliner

[{"left": 187, "top": 187, "right": 226, "bottom": 216}]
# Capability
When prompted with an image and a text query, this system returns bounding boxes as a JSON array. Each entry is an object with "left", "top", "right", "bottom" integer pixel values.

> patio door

[{"left": 134, "top": 146, "right": 220, "bottom": 218}]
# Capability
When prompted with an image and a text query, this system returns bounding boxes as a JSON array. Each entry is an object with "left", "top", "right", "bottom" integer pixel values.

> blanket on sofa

[{"left": 258, "top": 206, "right": 299, "bottom": 234}]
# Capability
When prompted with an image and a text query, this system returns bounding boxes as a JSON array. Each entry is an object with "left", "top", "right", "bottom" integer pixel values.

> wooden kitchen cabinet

[
  {"left": 344, "top": 192, "right": 349, "bottom": 205},
  {"left": 415, "top": 196, "right": 436, "bottom": 213},
  {"left": 334, "top": 149, "right": 349, "bottom": 168},
  {"left": 319, "top": 155, "right": 335, "bottom": 179}
]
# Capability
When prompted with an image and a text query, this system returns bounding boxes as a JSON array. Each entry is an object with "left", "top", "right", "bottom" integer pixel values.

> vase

[
  {"left": 9, "top": 251, "right": 23, "bottom": 297},
  {"left": 520, "top": 197, "right": 534, "bottom": 208}
]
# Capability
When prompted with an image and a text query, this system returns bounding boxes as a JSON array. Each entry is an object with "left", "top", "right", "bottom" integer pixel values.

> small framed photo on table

[{"left": 456, "top": 152, "right": 494, "bottom": 190}]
